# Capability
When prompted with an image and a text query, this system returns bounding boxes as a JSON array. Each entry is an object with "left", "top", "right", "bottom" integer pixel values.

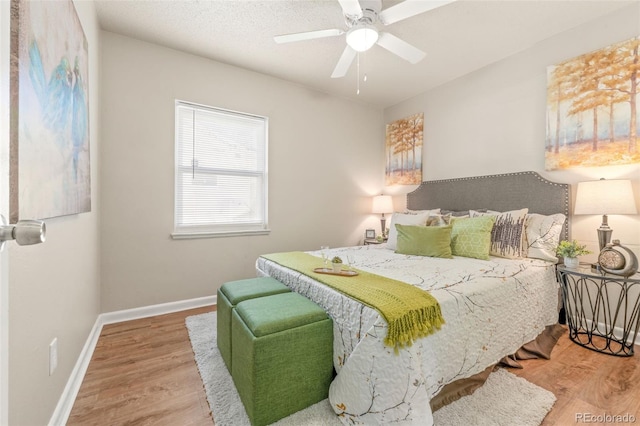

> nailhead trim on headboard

[{"left": 406, "top": 171, "right": 570, "bottom": 241}]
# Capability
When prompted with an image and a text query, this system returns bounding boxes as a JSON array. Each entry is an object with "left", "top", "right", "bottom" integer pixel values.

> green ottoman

[
  {"left": 231, "top": 292, "right": 334, "bottom": 426},
  {"left": 217, "top": 277, "right": 290, "bottom": 372}
]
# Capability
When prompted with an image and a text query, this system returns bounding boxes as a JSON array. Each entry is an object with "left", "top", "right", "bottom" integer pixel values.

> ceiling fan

[{"left": 274, "top": 0, "right": 456, "bottom": 78}]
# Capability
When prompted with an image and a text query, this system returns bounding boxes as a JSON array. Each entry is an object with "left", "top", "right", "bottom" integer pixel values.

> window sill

[{"left": 171, "top": 229, "right": 271, "bottom": 240}]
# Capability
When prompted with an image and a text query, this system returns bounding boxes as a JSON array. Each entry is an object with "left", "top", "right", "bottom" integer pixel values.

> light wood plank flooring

[
  {"left": 67, "top": 306, "right": 215, "bottom": 426},
  {"left": 513, "top": 333, "right": 640, "bottom": 425},
  {"left": 68, "top": 307, "right": 640, "bottom": 425}
]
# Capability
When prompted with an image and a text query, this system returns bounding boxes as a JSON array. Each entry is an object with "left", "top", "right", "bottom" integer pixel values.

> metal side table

[{"left": 557, "top": 264, "right": 640, "bottom": 356}]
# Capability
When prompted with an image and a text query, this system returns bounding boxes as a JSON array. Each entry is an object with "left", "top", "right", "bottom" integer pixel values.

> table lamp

[
  {"left": 574, "top": 178, "right": 637, "bottom": 251},
  {"left": 372, "top": 195, "right": 393, "bottom": 237}
]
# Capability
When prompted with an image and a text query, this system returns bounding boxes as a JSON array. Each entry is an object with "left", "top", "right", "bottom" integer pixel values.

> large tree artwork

[
  {"left": 546, "top": 37, "right": 640, "bottom": 170},
  {"left": 385, "top": 112, "right": 423, "bottom": 185}
]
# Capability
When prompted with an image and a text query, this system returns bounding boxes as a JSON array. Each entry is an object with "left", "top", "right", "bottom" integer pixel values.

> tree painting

[
  {"left": 546, "top": 37, "right": 640, "bottom": 170},
  {"left": 385, "top": 112, "right": 423, "bottom": 185}
]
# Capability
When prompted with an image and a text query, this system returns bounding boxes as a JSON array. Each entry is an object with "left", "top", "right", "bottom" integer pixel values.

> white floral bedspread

[{"left": 255, "top": 245, "right": 559, "bottom": 425}]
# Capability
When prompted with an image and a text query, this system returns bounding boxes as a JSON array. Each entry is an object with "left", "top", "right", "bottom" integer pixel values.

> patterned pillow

[
  {"left": 471, "top": 208, "right": 529, "bottom": 259},
  {"left": 440, "top": 209, "right": 486, "bottom": 217},
  {"left": 525, "top": 213, "right": 566, "bottom": 262},
  {"left": 386, "top": 211, "right": 431, "bottom": 250},
  {"left": 425, "top": 213, "right": 452, "bottom": 227},
  {"left": 450, "top": 216, "right": 496, "bottom": 260},
  {"left": 404, "top": 208, "right": 441, "bottom": 216}
]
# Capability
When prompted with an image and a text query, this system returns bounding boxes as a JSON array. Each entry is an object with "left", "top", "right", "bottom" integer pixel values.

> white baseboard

[
  {"left": 48, "top": 315, "right": 104, "bottom": 426},
  {"left": 101, "top": 295, "right": 216, "bottom": 325},
  {"left": 48, "top": 296, "right": 217, "bottom": 426}
]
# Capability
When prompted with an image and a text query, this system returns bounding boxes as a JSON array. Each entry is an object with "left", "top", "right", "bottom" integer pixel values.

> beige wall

[
  {"left": 100, "top": 32, "right": 384, "bottom": 312},
  {"left": 384, "top": 3, "right": 640, "bottom": 262},
  {"left": 6, "top": 1, "right": 101, "bottom": 425}
]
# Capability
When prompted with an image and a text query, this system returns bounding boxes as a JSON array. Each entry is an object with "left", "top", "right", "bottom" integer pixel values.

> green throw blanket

[{"left": 261, "top": 251, "right": 444, "bottom": 350}]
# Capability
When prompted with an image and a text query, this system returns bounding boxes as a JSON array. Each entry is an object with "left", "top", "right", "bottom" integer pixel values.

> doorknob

[{"left": 0, "top": 214, "right": 46, "bottom": 251}]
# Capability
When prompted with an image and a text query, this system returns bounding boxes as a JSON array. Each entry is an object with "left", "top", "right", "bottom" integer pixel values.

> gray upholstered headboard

[{"left": 406, "top": 171, "right": 570, "bottom": 240}]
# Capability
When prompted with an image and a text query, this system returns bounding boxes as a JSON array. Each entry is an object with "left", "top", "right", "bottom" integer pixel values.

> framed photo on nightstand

[{"left": 365, "top": 229, "right": 376, "bottom": 239}]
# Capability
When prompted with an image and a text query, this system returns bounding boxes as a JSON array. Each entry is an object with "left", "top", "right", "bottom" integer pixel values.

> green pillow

[
  {"left": 450, "top": 216, "right": 496, "bottom": 260},
  {"left": 395, "top": 224, "right": 453, "bottom": 258}
]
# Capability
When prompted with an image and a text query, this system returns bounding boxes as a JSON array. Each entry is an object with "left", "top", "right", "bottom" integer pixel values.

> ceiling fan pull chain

[
  {"left": 356, "top": 53, "right": 360, "bottom": 95},
  {"left": 363, "top": 52, "right": 368, "bottom": 82}
]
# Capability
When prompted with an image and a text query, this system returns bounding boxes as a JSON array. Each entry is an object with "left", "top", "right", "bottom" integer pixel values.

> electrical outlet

[{"left": 49, "top": 338, "right": 58, "bottom": 376}]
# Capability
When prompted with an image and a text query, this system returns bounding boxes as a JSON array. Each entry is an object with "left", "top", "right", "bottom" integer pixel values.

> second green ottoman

[
  {"left": 217, "top": 277, "right": 290, "bottom": 372},
  {"left": 231, "top": 292, "right": 334, "bottom": 426}
]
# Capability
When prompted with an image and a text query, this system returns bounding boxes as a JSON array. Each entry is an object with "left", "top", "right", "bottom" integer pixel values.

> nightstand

[
  {"left": 364, "top": 238, "right": 387, "bottom": 245},
  {"left": 557, "top": 264, "right": 640, "bottom": 356}
]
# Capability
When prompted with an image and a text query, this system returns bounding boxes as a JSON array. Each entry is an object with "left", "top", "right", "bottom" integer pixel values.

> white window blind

[{"left": 173, "top": 101, "right": 268, "bottom": 238}]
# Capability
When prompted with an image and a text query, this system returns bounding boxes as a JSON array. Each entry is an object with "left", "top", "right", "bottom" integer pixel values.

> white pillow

[
  {"left": 386, "top": 211, "right": 431, "bottom": 250},
  {"left": 525, "top": 213, "right": 566, "bottom": 262},
  {"left": 470, "top": 208, "right": 529, "bottom": 259}
]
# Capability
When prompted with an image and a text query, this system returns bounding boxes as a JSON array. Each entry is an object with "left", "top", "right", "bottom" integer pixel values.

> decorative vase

[
  {"left": 332, "top": 263, "right": 342, "bottom": 273},
  {"left": 564, "top": 257, "right": 579, "bottom": 268}
]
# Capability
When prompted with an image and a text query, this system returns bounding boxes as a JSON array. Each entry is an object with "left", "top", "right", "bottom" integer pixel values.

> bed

[{"left": 256, "top": 171, "right": 570, "bottom": 425}]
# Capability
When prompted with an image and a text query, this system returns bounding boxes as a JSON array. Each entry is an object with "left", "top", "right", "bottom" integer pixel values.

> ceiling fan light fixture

[{"left": 346, "top": 24, "right": 379, "bottom": 52}]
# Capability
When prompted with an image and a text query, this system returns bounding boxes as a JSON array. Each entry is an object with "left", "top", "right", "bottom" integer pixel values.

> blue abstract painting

[{"left": 10, "top": 0, "right": 90, "bottom": 222}]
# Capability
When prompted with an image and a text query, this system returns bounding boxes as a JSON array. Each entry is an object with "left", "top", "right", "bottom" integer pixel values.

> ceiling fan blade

[
  {"left": 331, "top": 46, "right": 357, "bottom": 78},
  {"left": 337, "top": 0, "right": 363, "bottom": 19},
  {"left": 274, "top": 28, "right": 344, "bottom": 44},
  {"left": 379, "top": 0, "right": 456, "bottom": 25},
  {"left": 376, "top": 32, "right": 426, "bottom": 64}
]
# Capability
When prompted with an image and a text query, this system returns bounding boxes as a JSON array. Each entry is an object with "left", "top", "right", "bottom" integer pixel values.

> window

[{"left": 173, "top": 100, "right": 268, "bottom": 238}]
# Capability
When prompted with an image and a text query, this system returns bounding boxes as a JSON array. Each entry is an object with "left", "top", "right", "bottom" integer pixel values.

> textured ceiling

[{"left": 95, "top": 0, "right": 635, "bottom": 108}]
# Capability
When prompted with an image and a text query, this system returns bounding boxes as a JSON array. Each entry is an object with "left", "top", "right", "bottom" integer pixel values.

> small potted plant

[
  {"left": 331, "top": 256, "right": 343, "bottom": 273},
  {"left": 556, "top": 240, "right": 591, "bottom": 268}
]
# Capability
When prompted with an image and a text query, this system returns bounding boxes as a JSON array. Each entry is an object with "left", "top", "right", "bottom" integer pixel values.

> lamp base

[
  {"left": 380, "top": 216, "right": 386, "bottom": 238},
  {"left": 597, "top": 214, "right": 612, "bottom": 252}
]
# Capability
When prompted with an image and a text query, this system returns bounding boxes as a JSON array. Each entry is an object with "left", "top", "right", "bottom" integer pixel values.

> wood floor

[
  {"left": 513, "top": 334, "right": 640, "bottom": 425},
  {"left": 67, "top": 306, "right": 216, "bottom": 426},
  {"left": 68, "top": 306, "right": 640, "bottom": 425}
]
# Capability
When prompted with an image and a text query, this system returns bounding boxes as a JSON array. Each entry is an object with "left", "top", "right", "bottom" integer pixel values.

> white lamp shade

[
  {"left": 574, "top": 179, "right": 637, "bottom": 215},
  {"left": 346, "top": 25, "right": 379, "bottom": 52},
  {"left": 372, "top": 195, "right": 393, "bottom": 214}
]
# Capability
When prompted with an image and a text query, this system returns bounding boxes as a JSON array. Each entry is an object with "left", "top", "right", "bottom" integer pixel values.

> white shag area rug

[{"left": 186, "top": 312, "right": 556, "bottom": 426}]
